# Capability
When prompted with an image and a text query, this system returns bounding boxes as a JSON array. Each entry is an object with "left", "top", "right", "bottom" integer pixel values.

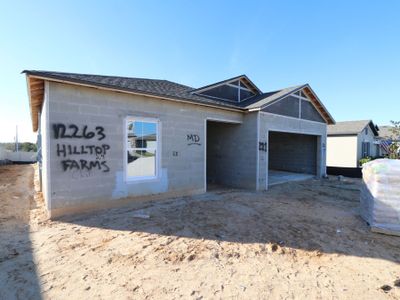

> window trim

[{"left": 124, "top": 116, "right": 161, "bottom": 182}]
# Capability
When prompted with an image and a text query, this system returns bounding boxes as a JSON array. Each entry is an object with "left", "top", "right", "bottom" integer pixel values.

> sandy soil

[{"left": 0, "top": 164, "right": 399, "bottom": 299}]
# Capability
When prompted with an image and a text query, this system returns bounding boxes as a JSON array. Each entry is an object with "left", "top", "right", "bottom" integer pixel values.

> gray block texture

[
  {"left": 45, "top": 82, "right": 244, "bottom": 212},
  {"left": 268, "top": 131, "right": 317, "bottom": 174},
  {"left": 206, "top": 113, "right": 257, "bottom": 189}
]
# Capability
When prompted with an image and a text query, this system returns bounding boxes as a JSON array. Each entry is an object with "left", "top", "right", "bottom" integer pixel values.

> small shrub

[{"left": 359, "top": 157, "right": 372, "bottom": 166}]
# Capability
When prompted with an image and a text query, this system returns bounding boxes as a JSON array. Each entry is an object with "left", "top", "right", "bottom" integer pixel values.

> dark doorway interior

[
  {"left": 206, "top": 120, "right": 239, "bottom": 190},
  {"left": 268, "top": 131, "right": 317, "bottom": 186}
]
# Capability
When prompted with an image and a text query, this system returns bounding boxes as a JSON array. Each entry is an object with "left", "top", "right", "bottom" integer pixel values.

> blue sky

[{"left": 1, "top": 1, "right": 399, "bottom": 142}]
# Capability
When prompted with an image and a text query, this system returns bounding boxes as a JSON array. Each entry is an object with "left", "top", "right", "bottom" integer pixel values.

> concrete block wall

[
  {"left": 40, "top": 83, "right": 50, "bottom": 211},
  {"left": 258, "top": 112, "right": 327, "bottom": 189},
  {"left": 46, "top": 82, "right": 243, "bottom": 217},
  {"left": 0, "top": 151, "right": 37, "bottom": 162},
  {"left": 206, "top": 113, "right": 258, "bottom": 189},
  {"left": 268, "top": 132, "right": 317, "bottom": 174}
]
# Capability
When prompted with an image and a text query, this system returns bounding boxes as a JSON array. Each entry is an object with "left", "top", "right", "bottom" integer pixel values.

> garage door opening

[
  {"left": 268, "top": 131, "right": 318, "bottom": 186},
  {"left": 206, "top": 120, "right": 241, "bottom": 190}
]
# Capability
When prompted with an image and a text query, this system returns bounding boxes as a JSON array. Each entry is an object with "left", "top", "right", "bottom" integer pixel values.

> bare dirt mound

[{"left": 1, "top": 166, "right": 399, "bottom": 299}]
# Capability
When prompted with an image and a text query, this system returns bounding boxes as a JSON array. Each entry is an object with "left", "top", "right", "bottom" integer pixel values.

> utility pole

[{"left": 15, "top": 125, "right": 19, "bottom": 153}]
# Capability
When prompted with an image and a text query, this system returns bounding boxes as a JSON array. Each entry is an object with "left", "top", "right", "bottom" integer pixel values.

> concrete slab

[{"left": 268, "top": 170, "right": 315, "bottom": 186}]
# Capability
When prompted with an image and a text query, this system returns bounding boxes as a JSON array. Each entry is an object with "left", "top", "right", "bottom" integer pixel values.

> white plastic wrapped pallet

[{"left": 360, "top": 158, "right": 400, "bottom": 236}]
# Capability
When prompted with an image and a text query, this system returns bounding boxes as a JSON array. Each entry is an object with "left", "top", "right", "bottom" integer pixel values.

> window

[
  {"left": 126, "top": 117, "right": 159, "bottom": 180},
  {"left": 365, "top": 127, "right": 368, "bottom": 135},
  {"left": 362, "top": 142, "right": 370, "bottom": 157}
]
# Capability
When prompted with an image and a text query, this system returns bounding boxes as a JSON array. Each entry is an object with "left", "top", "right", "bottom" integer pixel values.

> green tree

[
  {"left": 1, "top": 142, "right": 37, "bottom": 152},
  {"left": 4, "top": 143, "right": 14, "bottom": 151},
  {"left": 20, "top": 142, "right": 37, "bottom": 152}
]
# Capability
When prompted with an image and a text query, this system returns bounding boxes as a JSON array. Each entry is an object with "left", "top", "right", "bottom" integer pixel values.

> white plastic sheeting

[{"left": 360, "top": 159, "right": 400, "bottom": 236}]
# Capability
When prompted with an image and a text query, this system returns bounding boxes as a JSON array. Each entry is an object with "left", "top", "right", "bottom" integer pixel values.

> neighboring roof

[
  {"left": 23, "top": 70, "right": 335, "bottom": 131},
  {"left": 378, "top": 126, "right": 400, "bottom": 140},
  {"left": 327, "top": 120, "right": 379, "bottom": 136},
  {"left": 378, "top": 126, "right": 392, "bottom": 139}
]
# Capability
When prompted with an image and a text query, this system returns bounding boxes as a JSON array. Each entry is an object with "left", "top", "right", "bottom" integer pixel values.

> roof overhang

[
  {"left": 302, "top": 85, "right": 335, "bottom": 125},
  {"left": 25, "top": 75, "right": 45, "bottom": 132}
]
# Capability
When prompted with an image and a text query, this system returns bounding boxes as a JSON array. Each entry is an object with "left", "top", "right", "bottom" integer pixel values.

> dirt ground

[{"left": 0, "top": 164, "right": 399, "bottom": 299}]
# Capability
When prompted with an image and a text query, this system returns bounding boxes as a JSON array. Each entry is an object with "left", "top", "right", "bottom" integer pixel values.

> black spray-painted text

[
  {"left": 53, "top": 124, "right": 110, "bottom": 173},
  {"left": 53, "top": 123, "right": 105, "bottom": 140},
  {"left": 187, "top": 134, "right": 201, "bottom": 146}
]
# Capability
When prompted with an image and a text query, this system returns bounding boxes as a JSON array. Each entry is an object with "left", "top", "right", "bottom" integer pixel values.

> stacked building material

[{"left": 360, "top": 159, "right": 400, "bottom": 236}]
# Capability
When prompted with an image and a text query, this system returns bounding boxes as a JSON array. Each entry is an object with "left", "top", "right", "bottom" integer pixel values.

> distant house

[
  {"left": 327, "top": 120, "right": 379, "bottom": 168},
  {"left": 24, "top": 70, "right": 334, "bottom": 218}
]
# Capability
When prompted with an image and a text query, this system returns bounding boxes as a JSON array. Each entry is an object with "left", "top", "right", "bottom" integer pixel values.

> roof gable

[
  {"left": 244, "top": 85, "right": 335, "bottom": 124},
  {"left": 192, "top": 75, "right": 261, "bottom": 102},
  {"left": 261, "top": 88, "right": 327, "bottom": 123}
]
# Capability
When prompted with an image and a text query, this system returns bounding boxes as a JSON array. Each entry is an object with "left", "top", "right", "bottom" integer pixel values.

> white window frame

[{"left": 124, "top": 116, "right": 160, "bottom": 182}]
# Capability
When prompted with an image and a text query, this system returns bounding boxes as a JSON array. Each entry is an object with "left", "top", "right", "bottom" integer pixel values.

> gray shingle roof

[
  {"left": 23, "top": 70, "right": 335, "bottom": 127},
  {"left": 327, "top": 120, "right": 378, "bottom": 136},
  {"left": 23, "top": 70, "right": 244, "bottom": 110}
]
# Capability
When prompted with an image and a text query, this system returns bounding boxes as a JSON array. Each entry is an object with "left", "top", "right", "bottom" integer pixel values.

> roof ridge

[{"left": 23, "top": 70, "right": 167, "bottom": 82}]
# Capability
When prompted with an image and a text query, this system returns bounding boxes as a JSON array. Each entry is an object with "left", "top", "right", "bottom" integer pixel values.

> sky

[{"left": 1, "top": 1, "right": 399, "bottom": 142}]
